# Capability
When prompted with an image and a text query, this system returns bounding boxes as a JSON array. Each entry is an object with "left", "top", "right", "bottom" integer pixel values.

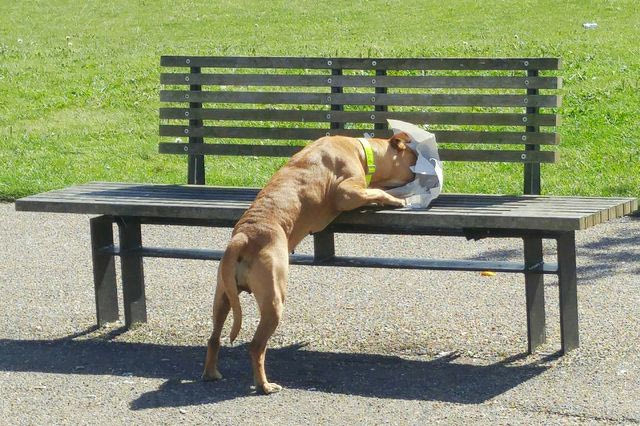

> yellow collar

[{"left": 357, "top": 138, "right": 376, "bottom": 186}]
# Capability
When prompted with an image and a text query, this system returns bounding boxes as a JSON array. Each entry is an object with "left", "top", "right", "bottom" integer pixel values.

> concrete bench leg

[
  {"left": 117, "top": 217, "right": 147, "bottom": 327},
  {"left": 90, "top": 216, "right": 119, "bottom": 326},
  {"left": 523, "top": 237, "right": 546, "bottom": 353},
  {"left": 557, "top": 231, "right": 579, "bottom": 352}
]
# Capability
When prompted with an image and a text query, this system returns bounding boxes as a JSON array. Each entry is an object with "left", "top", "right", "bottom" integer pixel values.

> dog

[{"left": 202, "top": 133, "right": 417, "bottom": 394}]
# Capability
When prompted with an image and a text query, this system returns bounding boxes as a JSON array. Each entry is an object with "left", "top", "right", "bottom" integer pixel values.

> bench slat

[
  {"left": 161, "top": 73, "right": 562, "bottom": 90},
  {"left": 10, "top": 197, "right": 612, "bottom": 222},
  {"left": 160, "top": 108, "right": 559, "bottom": 127},
  {"left": 29, "top": 184, "right": 632, "bottom": 214},
  {"left": 159, "top": 126, "right": 557, "bottom": 144},
  {"left": 160, "top": 90, "right": 561, "bottom": 108},
  {"left": 160, "top": 56, "right": 562, "bottom": 70},
  {"left": 158, "top": 142, "right": 556, "bottom": 163}
]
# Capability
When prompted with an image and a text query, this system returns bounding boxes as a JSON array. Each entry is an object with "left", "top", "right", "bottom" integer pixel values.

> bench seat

[{"left": 15, "top": 182, "right": 636, "bottom": 232}]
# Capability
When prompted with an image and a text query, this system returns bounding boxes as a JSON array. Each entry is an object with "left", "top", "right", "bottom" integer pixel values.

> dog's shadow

[{"left": 0, "top": 333, "right": 553, "bottom": 409}]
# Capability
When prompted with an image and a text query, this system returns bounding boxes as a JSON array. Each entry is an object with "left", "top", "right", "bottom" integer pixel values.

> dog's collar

[{"left": 357, "top": 138, "right": 376, "bottom": 186}]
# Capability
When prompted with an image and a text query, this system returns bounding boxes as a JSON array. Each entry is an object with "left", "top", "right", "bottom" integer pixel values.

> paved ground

[{"left": 1, "top": 202, "right": 639, "bottom": 424}]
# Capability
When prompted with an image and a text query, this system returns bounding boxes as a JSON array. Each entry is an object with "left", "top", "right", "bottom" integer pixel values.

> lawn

[{"left": 0, "top": 0, "right": 638, "bottom": 200}]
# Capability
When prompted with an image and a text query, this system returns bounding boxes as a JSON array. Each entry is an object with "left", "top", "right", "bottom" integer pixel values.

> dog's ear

[{"left": 389, "top": 132, "right": 411, "bottom": 151}]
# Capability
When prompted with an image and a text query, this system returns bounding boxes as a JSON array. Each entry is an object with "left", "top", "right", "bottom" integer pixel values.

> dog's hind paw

[
  {"left": 201, "top": 369, "right": 223, "bottom": 381},
  {"left": 259, "top": 382, "right": 282, "bottom": 395}
]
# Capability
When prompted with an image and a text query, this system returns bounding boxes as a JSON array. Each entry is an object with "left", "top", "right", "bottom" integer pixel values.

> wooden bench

[{"left": 16, "top": 56, "right": 637, "bottom": 355}]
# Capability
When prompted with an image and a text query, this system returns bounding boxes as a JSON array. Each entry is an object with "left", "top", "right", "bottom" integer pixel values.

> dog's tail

[{"left": 219, "top": 232, "right": 248, "bottom": 343}]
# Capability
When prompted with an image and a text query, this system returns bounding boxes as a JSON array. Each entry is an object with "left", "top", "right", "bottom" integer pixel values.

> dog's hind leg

[
  {"left": 248, "top": 251, "right": 287, "bottom": 394},
  {"left": 202, "top": 274, "right": 231, "bottom": 381}
]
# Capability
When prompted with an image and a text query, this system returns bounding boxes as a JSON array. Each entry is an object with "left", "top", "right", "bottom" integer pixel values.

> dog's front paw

[
  {"left": 259, "top": 382, "right": 282, "bottom": 395},
  {"left": 202, "top": 369, "right": 223, "bottom": 381},
  {"left": 390, "top": 198, "right": 406, "bottom": 208}
]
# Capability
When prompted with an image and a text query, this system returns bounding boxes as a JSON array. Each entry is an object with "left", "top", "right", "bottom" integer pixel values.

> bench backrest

[{"left": 159, "top": 56, "right": 561, "bottom": 195}]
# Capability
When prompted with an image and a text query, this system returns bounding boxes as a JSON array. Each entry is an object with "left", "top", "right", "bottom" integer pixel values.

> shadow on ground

[
  {"left": 466, "top": 228, "right": 640, "bottom": 283},
  {"left": 0, "top": 332, "right": 551, "bottom": 409}
]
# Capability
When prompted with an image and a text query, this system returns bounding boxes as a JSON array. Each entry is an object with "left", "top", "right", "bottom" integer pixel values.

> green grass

[{"left": 1, "top": 0, "right": 638, "bottom": 200}]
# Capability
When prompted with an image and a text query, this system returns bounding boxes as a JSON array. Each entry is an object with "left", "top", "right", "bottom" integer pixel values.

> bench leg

[
  {"left": 117, "top": 217, "right": 147, "bottom": 327},
  {"left": 523, "top": 237, "right": 546, "bottom": 353},
  {"left": 90, "top": 216, "right": 119, "bottom": 326},
  {"left": 557, "top": 231, "right": 579, "bottom": 352},
  {"left": 313, "top": 230, "right": 335, "bottom": 261}
]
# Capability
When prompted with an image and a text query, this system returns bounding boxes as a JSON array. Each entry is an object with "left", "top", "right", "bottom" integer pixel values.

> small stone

[{"left": 179, "top": 408, "right": 187, "bottom": 414}]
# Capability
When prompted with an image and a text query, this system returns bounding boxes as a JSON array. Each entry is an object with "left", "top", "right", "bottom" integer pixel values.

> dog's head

[{"left": 373, "top": 132, "right": 417, "bottom": 188}]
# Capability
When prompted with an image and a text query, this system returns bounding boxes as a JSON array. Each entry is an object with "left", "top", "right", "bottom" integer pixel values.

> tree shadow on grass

[{"left": 0, "top": 333, "right": 551, "bottom": 409}]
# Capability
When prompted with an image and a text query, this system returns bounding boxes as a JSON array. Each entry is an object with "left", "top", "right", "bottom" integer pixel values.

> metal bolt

[
  {"left": 184, "top": 129, "right": 189, "bottom": 134},
  {"left": 524, "top": 79, "right": 529, "bottom": 85},
  {"left": 327, "top": 96, "right": 332, "bottom": 102},
  {"left": 522, "top": 116, "right": 528, "bottom": 123},
  {"left": 186, "top": 58, "right": 191, "bottom": 64},
  {"left": 185, "top": 94, "right": 190, "bottom": 99},
  {"left": 372, "top": 79, "right": 376, "bottom": 84},
  {"left": 327, "top": 60, "right": 333, "bottom": 66},
  {"left": 371, "top": 114, "right": 376, "bottom": 120},
  {"left": 371, "top": 96, "right": 376, "bottom": 102},
  {"left": 185, "top": 111, "right": 190, "bottom": 117},
  {"left": 523, "top": 60, "right": 529, "bottom": 67},
  {"left": 327, "top": 78, "right": 332, "bottom": 84},
  {"left": 326, "top": 132, "right": 330, "bottom": 136},
  {"left": 183, "top": 146, "right": 189, "bottom": 152},
  {"left": 523, "top": 98, "right": 528, "bottom": 104},
  {"left": 370, "top": 132, "right": 375, "bottom": 137},
  {"left": 521, "top": 153, "right": 527, "bottom": 160},
  {"left": 326, "top": 113, "right": 331, "bottom": 119},
  {"left": 185, "top": 76, "right": 190, "bottom": 82},
  {"left": 372, "top": 60, "right": 377, "bottom": 66},
  {"left": 522, "top": 135, "right": 527, "bottom": 141}
]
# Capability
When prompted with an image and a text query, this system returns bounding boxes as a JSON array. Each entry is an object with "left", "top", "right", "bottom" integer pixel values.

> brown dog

[{"left": 202, "top": 133, "right": 417, "bottom": 394}]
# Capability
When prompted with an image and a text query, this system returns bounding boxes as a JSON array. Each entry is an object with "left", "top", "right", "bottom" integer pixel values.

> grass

[{"left": 0, "top": 0, "right": 638, "bottom": 201}]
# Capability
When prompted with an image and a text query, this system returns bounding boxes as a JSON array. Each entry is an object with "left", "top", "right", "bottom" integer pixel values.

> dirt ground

[{"left": 1, "top": 203, "right": 639, "bottom": 424}]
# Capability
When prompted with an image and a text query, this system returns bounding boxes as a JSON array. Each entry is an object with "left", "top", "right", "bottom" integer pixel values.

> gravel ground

[{"left": 1, "top": 202, "right": 639, "bottom": 425}]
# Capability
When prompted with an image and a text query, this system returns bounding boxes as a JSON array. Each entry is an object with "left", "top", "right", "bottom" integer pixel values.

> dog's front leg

[{"left": 335, "top": 178, "right": 406, "bottom": 211}]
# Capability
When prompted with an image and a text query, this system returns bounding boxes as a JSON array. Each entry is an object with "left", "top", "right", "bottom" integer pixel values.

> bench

[{"left": 16, "top": 56, "right": 637, "bottom": 355}]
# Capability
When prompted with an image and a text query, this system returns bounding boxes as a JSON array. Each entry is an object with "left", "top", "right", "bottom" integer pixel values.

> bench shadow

[
  {"left": 0, "top": 335, "right": 550, "bottom": 409},
  {"left": 467, "top": 228, "right": 640, "bottom": 283}
]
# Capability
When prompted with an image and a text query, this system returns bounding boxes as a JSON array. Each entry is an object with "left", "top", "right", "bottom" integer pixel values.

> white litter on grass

[{"left": 583, "top": 22, "right": 598, "bottom": 29}]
